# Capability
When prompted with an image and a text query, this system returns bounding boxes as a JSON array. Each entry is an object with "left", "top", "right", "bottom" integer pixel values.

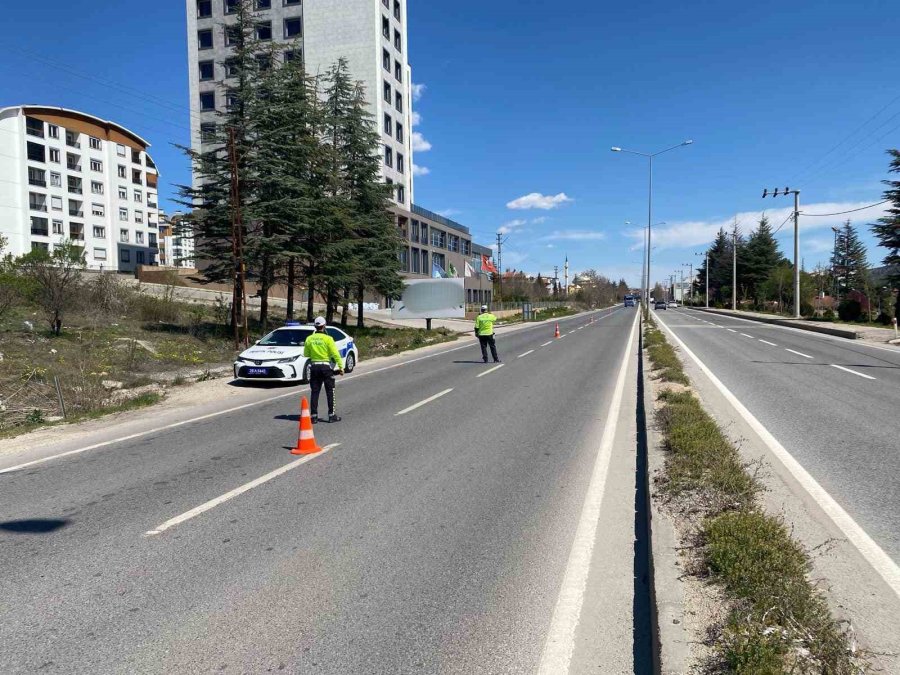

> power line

[{"left": 801, "top": 200, "right": 889, "bottom": 217}]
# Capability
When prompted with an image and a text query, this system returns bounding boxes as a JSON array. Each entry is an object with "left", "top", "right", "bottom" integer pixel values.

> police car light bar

[{"left": 285, "top": 321, "right": 301, "bottom": 326}]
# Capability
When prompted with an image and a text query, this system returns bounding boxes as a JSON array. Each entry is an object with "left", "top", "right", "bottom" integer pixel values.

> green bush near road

[{"left": 644, "top": 315, "right": 861, "bottom": 673}]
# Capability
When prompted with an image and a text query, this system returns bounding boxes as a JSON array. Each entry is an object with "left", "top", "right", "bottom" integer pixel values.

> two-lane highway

[{"left": 0, "top": 307, "right": 648, "bottom": 673}]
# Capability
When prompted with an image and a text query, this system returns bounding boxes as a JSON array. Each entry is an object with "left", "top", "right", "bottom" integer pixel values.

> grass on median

[
  {"left": 643, "top": 314, "right": 862, "bottom": 673},
  {"left": 340, "top": 325, "right": 457, "bottom": 359}
]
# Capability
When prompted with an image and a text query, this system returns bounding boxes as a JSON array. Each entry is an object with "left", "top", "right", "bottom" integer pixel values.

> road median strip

[{"left": 643, "top": 312, "right": 864, "bottom": 672}]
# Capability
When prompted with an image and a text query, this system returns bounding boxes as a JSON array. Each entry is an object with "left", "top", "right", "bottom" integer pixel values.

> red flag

[{"left": 481, "top": 255, "right": 497, "bottom": 274}]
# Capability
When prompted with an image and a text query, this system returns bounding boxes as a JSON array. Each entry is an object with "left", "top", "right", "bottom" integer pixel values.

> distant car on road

[
  {"left": 667, "top": 300, "right": 678, "bottom": 308},
  {"left": 624, "top": 294, "right": 636, "bottom": 307},
  {"left": 654, "top": 300, "right": 667, "bottom": 310},
  {"left": 233, "top": 323, "right": 358, "bottom": 384}
]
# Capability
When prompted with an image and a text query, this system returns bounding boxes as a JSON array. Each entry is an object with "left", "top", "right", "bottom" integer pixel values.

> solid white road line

[
  {"left": 727, "top": 328, "right": 737, "bottom": 333},
  {"left": 759, "top": 339, "right": 777, "bottom": 346},
  {"left": 4, "top": 309, "right": 622, "bottom": 475},
  {"left": 477, "top": 363, "right": 505, "bottom": 378},
  {"left": 395, "top": 388, "right": 454, "bottom": 416},
  {"left": 655, "top": 316, "right": 900, "bottom": 599},
  {"left": 143, "top": 444, "right": 340, "bottom": 537},
  {"left": 518, "top": 350, "right": 535, "bottom": 358},
  {"left": 740, "top": 333, "right": 754, "bottom": 338},
  {"left": 831, "top": 364, "right": 876, "bottom": 380},
  {"left": 541, "top": 341, "right": 553, "bottom": 347},
  {"left": 785, "top": 348, "right": 813, "bottom": 359},
  {"left": 538, "top": 310, "right": 639, "bottom": 674}
]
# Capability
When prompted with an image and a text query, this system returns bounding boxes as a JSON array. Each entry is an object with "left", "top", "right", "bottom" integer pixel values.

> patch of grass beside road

[
  {"left": 644, "top": 314, "right": 861, "bottom": 673},
  {"left": 341, "top": 325, "right": 457, "bottom": 359}
]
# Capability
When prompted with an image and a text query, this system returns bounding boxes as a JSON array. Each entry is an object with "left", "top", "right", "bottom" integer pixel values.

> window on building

[
  {"left": 411, "top": 247, "right": 420, "bottom": 273},
  {"left": 119, "top": 207, "right": 128, "bottom": 221},
  {"left": 225, "top": 91, "right": 239, "bottom": 111},
  {"left": 283, "top": 49, "right": 300, "bottom": 63},
  {"left": 200, "top": 91, "right": 215, "bottom": 111},
  {"left": 120, "top": 229, "right": 129, "bottom": 242},
  {"left": 51, "top": 196, "right": 62, "bottom": 211},
  {"left": 120, "top": 248, "right": 131, "bottom": 262},
  {"left": 383, "top": 81, "right": 392, "bottom": 103},
  {"left": 383, "top": 49, "right": 392, "bottom": 72},
  {"left": 199, "top": 60, "right": 214, "bottom": 81},
  {"left": 397, "top": 153, "right": 404, "bottom": 174},
  {"left": 200, "top": 122, "right": 217, "bottom": 142},
  {"left": 394, "top": 0, "right": 401, "bottom": 21},
  {"left": 118, "top": 165, "right": 127, "bottom": 178},
  {"left": 224, "top": 59, "right": 240, "bottom": 77},
  {"left": 66, "top": 153, "right": 81, "bottom": 171},
  {"left": 284, "top": 0, "right": 301, "bottom": 5},
  {"left": 224, "top": 0, "right": 239, "bottom": 13},
  {"left": 197, "top": 0, "right": 212, "bottom": 17},
  {"left": 28, "top": 167, "right": 46, "bottom": 187},
  {"left": 448, "top": 234, "right": 460, "bottom": 253},
  {"left": 49, "top": 148, "right": 60, "bottom": 163},
  {"left": 135, "top": 211, "right": 144, "bottom": 224},
  {"left": 90, "top": 159, "right": 103, "bottom": 172},
  {"left": 50, "top": 172, "right": 61, "bottom": 187},
  {"left": 136, "top": 232, "right": 145, "bottom": 245},
  {"left": 65, "top": 130, "right": 80, "bottom": 148},
  {"left": 70, "top": 223, "right": 84, "bottom": 241},
  {"left": 397, "top": 185, "right": 405, "bottom": 203},
  {"left": 93, "top": 247, "right": 107, "bottom": 260},
  {"left": 31, "top": 242, "right": 49, "bottom": 252},
  {"left": 52, "top": 220, "right": 64, "bottom": 235},
  {"left": 395, "top": 61, "right": 402, "bottom": 82},
  {"left": 48, "top": 124, "right": 59, "bottom": 139},
  {"left": 149, "top": 233, "right": 157, "bottom": 247},
  {"left": 29, "top": 192, "right": 47, "bottom": 212},
  {"left": 463, "top": 239, "right": 471, "bottom": 256},
  {"left": 117, "top": 144, "right": 126, "bottom": 157},
  {"left": 256, "top": 21, "right": 272, "bottom": 40},
  {"left": 131, "top": 149, "right": 141, "bottom": 164},
  {"left": 394, "top": 29, "right": 402, "bottom": 52},
  {"left": 284, "top": 17, "right": 302, "bottom": 38},
  {"left": 198, "top": 29, "right": 213, "bottom": 50},
  {"left": 93, "top": 226, "right": 106, "bottom": 239},
  {"left": 257, "top": 54, "right": 272, "bottom": 72},
  {"left": 118, "top": 186, "right": 128, "bottom": 200},
  {"left": 431, "top": 228, "right": 445, "bottom": 248},
  {"left": 26, "top": 117, "right": 44, "bottom": 137},
  {"left": 421, "top": 249, "right": 428, "bottom": 274},
  {"left": 420, "top": 223, "right": 427, "bottom": 241},
  {"left": 384, "top": 146, "right": 393, "bottom": 168},
  {"left": 132, "top": 169, "right": 142, "bottom": 185},
  {"left": 382, "top": 16, "right": 390, "bottom": 38},
  {"left": 134, "top": 190, "right": 143, "bottom": 203},
  {"left": 256, "top": 0, "right": 271, "bottom": 8},
  {"left": 92, "top": 203, "right": 105, "bottom": 217},
  {"left": 69, "top": 200, "right": 83, "bottom": 217},
  {"left": 27, "top": 142, "right": 45, "bottom": 163},
  {"left": 395, "top": 91, "right": 403, "bottom": 112},
  {"left": 225, "top": 25, "right": 240, "bottom": 46},
  {"left": 398, "top": 247, "right": 409, "bottom": 272},
  {"left": 30, "top": 216, "right": 49, "bottom": 236},
  {"left": 67, "top": 176, "right": 82, "bottom": 194},
  {"left": 396, "top": 122, "right": 404, "bottom": 143},
  {"left": 383, "top": 113, "right": 392, "bottom": 135},
  {"left": 89, "top": 137, "right": 102, "bottom": 150},
  {"left": 91, "top": 181, "right": 104, "bottom": 195},
  {"left": 411, "top": 219, "right": 419, "bottom": 242},
  {"left": 137, "top": 251, "right": 145, "bottom": 264}
]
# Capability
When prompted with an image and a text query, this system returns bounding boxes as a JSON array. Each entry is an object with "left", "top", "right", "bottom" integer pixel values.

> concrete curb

[
  {"left": 641, "top": 317, "right": 690, "bottom": 675},
  {"left": 693, "top": 307, "right": 860, "bottom": 339}
]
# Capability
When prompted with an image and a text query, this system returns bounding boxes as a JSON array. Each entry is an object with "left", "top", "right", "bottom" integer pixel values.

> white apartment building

[
  {"left": 185, "top": 0, "right": 414, "bottom": 207},
  {"left": 0, "top": 106, "right": 160, "bottom": 272},
  {"left": 158, "top": 211, "right": 196, "bottom": 268}
]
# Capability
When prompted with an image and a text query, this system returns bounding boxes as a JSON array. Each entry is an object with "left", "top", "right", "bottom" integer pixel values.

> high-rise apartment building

[
  {"left": 0, "top": 105, "right": 161, "bottom": 272},
  {"left": 185, "top": 0, "right": 413, "bottom": 208}
]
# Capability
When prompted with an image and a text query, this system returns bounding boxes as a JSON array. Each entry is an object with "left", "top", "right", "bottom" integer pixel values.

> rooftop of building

[
  {"left": 411, "top": 204, "right": 470, "bottom": 236},
  {"left": 1, "top": 105, "right": 152, "bottom": 151}
]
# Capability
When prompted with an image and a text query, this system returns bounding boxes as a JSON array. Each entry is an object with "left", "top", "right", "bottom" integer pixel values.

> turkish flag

[{"left": 481, "top": 255, "right": 498, "bottom": 274}]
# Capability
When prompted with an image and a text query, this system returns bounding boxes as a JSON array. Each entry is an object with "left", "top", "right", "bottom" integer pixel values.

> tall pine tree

[
  {"left": 831, "top": 220, "right": 869, "bottom": 296},
  {"left": 871, "top": 148, "right": 900, "bottom": 317},
  {"left": 742, "top": 215, "right": 783, "bottom": 305}
]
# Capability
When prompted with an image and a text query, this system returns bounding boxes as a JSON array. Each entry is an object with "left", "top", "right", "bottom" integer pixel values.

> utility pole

[
  {"left": 696, "top": 251, "right": 709, "bottom": 308},
  {"left": 564, "top": 255, "right": 569, "bottom": 296},
  {"left": 553, "top": 265, "right": 559, "bottom": 298},
  {"left": 732, "top": 219, "right": 738, "bottom": 311},
  {"left": 762, "top": 187, "right": 801, "bottom": 318},
  {"left": 495, "top": 232, "right": 508, "bottom": 303},
  {"left": 682, "top": 263, "right": 693, "bottom": 304},
  {"left": 228, "top": 127, "right": 249, "bottom": 349}
]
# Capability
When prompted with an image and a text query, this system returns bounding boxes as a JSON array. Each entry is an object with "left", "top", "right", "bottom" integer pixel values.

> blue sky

[{"left": 2, "top": 0, "right": 897, "bottom": 286}]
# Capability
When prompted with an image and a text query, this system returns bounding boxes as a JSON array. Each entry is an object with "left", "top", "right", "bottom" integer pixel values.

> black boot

[{"left": 328, "top": 414, "right": 342, "bottom": 423}]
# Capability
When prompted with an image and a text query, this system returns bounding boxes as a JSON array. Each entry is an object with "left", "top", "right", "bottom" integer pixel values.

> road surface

[{"left": 0, "top": 307, "right": 648, "bottom": 674}]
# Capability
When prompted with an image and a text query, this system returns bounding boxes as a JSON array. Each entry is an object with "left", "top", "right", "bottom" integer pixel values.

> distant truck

[{"left": 624, "top": 294, "right": 636, "bottom": 307}]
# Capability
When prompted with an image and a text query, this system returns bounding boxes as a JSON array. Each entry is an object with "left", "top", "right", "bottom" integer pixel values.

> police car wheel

[
  {"left": 302, "top": 361, "right": 312, "bottom": 383},
  {"left": 344, "top": 353, "right": 356, "bottom": 373}
]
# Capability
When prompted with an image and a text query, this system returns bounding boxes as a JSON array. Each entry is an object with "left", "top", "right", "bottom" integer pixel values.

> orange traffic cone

[
  {"left": 554, "top": 322, "right": 561, "bottom": 338},
  {"left": 291, "top": 397, "right": 323, "bottom": 455}
]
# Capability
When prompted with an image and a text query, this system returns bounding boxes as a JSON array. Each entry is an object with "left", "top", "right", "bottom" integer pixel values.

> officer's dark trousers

[
  {"left": 309, "top": 363, "right": 336, "bottom": 417},
  {"left": 478, "top": 334, "right": 499, "bottom": 362}
]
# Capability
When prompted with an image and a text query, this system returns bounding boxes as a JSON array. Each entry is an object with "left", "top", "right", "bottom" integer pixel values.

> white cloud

[
  {"left": 498, "top": 219, "right": 527, "bottom": 235},
  {"left": 546, "top": 244, "right": 556, "bottom": 249},
  {"left": 507, "top": 192, "right": 574, "bottom": 210},
  {"left": 624, "top": 201, "right": 889, "bottom": 253},
  {"left": 411, "top": 83, "right": 426, "bottom": 101},
  {"left": 542, "top": 230, "right": 607, "bottom": 241},
  {"left": 437, "top": 208, "right": 460, "bottom": 217},
  {"left": 411, "top": 111, "right": 422, "bottom": 127},
  {"left": 412, "top": 164, "right": 430, "bottom": 177},
  {"left": 531, "top": 216, "right": 548, "bottom": 224},
  {"left": 412, "top": 131, "right": 432, "bottom": 152}
]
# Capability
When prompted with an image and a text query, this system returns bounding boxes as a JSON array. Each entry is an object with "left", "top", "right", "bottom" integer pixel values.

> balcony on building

[{"left": 66, "top": 131, "right": 80, "bottom": 148}]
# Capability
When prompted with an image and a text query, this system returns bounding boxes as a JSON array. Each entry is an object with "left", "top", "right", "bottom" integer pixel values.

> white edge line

[
  {"left": 785, "top": 348, "right": 813, "bottom": 359},
  {"left": 3, "top": 308, "right": 623, "bottom": 475},
  {"left": 727, "top": 328, "right": 737, "bottom": 333},
  {"left": 830, "top": 364, "right": 876, "bottom": 380},
  {"left": 537, "top": 310, "right": 639, "bottom": 674},
  {"left": 394, "top": 388, "right": 454, "bottom": 416},
  {"left": 518, "top": 350, "right": 535, "bottom": 358},
  {"left": 740, "top": 333, "right": 754, "bottom": 338},
  {"left": 541, "top": 341, "right": 553, "bottom": 347},
  {"left": 476, "top": 363, "right": 505, "bottom": 378},
  {"left": 143, "top": 443, "right": 340, "bottom": 537},
  {"left": 759, "top": 339, "right": 777, "bottom": 346},
  {"left": 654, "top": 311, "right": 900, "bottom": 598}
]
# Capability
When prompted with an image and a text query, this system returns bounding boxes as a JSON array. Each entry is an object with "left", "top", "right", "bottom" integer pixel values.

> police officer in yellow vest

[
  {"left": 303, "top": 317, "right": 344, "bottom": 424},
  {"left": 475, "top": 304, "right": 501, "bottom": 363}
]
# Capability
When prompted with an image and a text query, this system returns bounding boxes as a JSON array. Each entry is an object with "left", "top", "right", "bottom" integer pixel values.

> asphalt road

[
  {"left": 0, "top": 307, "right": 646, "bottom": 674},
  {"left": 654, "top": 307, "right": 900, "bottom": 564}
]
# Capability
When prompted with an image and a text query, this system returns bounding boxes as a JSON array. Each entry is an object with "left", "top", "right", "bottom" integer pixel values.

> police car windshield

[{"left": 258, "top": 328, "right": 313, "bottom": 347}]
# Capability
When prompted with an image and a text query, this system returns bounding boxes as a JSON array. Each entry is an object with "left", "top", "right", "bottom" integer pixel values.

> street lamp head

[{"left": 610, "top": 147, "right": 622, "bottom": 152}]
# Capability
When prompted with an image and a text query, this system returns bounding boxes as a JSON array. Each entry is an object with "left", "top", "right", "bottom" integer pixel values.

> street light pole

[
  {"left": 695, "top": 251, "right": 709, "bottom": 307},
  {"left": 612, "top": 140, "right": 693, "bottom": 308},
  {"left": 762, "top": 187, "right": 802, "bottom": 319}
]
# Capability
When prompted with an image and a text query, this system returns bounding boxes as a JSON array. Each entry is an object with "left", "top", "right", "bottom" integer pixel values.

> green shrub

[{"left": 133, "top": 294, "right": 181, "bottom": 323}]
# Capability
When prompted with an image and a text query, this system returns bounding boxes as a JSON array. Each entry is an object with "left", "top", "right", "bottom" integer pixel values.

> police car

[{"left": 233, "top": 322, "right": 359, "bottom": 384}]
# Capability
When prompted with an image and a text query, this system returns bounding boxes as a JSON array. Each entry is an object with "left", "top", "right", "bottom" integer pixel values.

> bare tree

[{"left": 16, "top": 240, "right": 86, "bottom": 335}]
